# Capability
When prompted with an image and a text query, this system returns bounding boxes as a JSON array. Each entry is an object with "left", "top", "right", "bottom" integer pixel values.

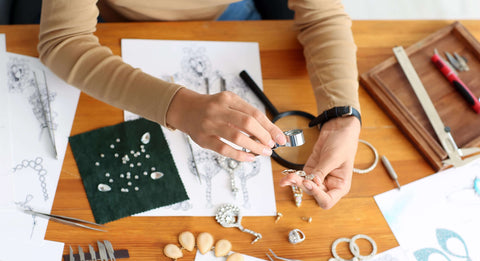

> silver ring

[
  {"left": 288, "top": 229, "right": 306, "bottom": 244},
  {"left": 330, "top": 234, "right": 377, "bottom": 261},
  {"left": 349, "top": 234, "right": 377, "bottom": 259},
  {"left": 331, "top": 237, "right": 352, "bottom": 261}
]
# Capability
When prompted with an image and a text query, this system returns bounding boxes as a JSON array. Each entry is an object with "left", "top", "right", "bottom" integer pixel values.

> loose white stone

[
  {"left": 98, "top": 184, "right": 111, "bottom": 192},
  {"left": 141, "top": 132, "right": 151, "bottom": 144}
]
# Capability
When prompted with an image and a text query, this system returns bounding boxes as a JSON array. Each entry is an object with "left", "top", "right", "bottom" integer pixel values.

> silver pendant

[
  {"left": 216, "top": 156, "right": 240, "bottom": 197},
  {"left": 215, "top": 203, "right": 262, "bottom": 244}
]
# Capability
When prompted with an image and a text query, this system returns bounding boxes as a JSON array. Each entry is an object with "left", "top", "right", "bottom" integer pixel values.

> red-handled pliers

[{"left": 431, "top": 49, "right": 480, "bottom": 114}]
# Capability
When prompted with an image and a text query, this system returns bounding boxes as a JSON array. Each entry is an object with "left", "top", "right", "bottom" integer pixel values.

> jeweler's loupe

[{"left": 240, "top": 70, "right": 320, "bottom": 169}]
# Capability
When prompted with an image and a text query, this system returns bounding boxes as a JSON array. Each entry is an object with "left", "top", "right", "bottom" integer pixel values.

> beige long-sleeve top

[{"left": 38, "top": 0, "right": 359, "bottom": 127}]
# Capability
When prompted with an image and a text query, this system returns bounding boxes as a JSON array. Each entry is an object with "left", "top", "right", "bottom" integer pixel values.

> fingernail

[
  {"left": 262, "top": 147, "right": 272, "bottom": 156},
  {"left": 275, "top": 133, "right": 287, "bottom": 145},
  {"left": 268, "top": 139, "right": 276, "bottom": 148},
  {"left": 304, "top": 181, "right": 313, "bottom": 190},
  {"left": 246, "top": 154, "right": 256, "bottom": 161}
]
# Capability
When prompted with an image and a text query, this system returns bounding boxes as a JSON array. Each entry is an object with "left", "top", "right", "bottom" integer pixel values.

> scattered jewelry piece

[
  {"left": 120, "top": 188, "right": 129, "bottom": 193},
  {"left": 301, "top": 216, "right": 312, "bottom": 223},
  {"left": 134, "top": 175, "right": 139, "bottom": 179},
  {"left": 127, "top": 181, "right": 132, "bottom": 186},
  {"left": 197, "top": 232, "right": 214, "bottom": 254},
  {"left": 329, "top": 234, "right": 377, "bottom": 261},
  {"left": 275, "top": 212, "right": 283, "bottom": 223},
  {"left": 97, "top": 184, "right": 111, "bottom": 192},
  {"left": 105, "top": 173, "right": 110, "bottom": 177},
  {"left": 114, "top": 153, "right": 119, "bottom": 158},
  {"left": 178, "top": 231, "right": 195, "bottom": 252},
  {"left": 146, "top": 154, "right": 150, "bottom": 159},
  {"left": 151, "top": 171, "right": 164, "bottom": 180},
  {"left": 134, "top": 187, "right": 139, "bottom": 191},
  {"left": 116, "top": 138, "right": 120, "bottom": 142},
  {"left": 288, "top": 229, "right": 305, "bottom": 244},
  {"left": 353, "top": 140, "right": 379, "bottom": 174},
  {"left": 120, "top": 174, "right": 124, "bottom": 178},
  {"left": 108, "top": 179, "right": 113, "bottom": 183},
  {"left": 141, "top": 132, "right": 151, "bottom": 144},
  {"left": 110, "top": 144, "right": 115, "bottom": 149},
  {"left": 215, "top": 203, "right": 262, "bottom": 244},
  {"left": 291, "top": 185, "right": 303, "bottom": 207},
  {"left": 100, "top": 153, "right": 105, "bottom": 158},
  {"left": 95, "top": 162, "right": 100, "bottom": 166}
]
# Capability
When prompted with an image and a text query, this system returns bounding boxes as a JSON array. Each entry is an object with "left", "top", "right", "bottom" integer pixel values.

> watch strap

[{"left": 308, "top": 106, "right": 361, "bottom": 128}]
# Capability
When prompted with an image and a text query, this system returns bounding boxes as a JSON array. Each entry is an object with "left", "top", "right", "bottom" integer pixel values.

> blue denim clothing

[{"left": 217, "top": 0, "right": 261, "bottom": 21}]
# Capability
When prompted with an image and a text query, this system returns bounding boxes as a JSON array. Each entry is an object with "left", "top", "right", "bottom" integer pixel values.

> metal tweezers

[{"left": 23, "top": 209, "right": 107, "bottom": 232}]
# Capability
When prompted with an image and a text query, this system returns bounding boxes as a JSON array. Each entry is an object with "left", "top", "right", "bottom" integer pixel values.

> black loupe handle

[{"left": 240, "top": 70, "right": 280, "bottom": 117}]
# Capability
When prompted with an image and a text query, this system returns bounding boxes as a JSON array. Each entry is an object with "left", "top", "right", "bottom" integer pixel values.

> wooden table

[{"left": 2, "top": 20, "right": 479, "bottom": 260}]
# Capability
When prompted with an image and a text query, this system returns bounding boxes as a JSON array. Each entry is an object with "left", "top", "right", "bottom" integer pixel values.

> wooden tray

[{"left": 360, "top": 21, "right": 480, "bottom": 171}]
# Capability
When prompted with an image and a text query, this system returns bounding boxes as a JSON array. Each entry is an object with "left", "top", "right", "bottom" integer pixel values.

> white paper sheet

[
  {"left": 122, "top": 39, "right": 276, "bottom": 216},
  {"left": 194, "top": 250, "right": 265, "bottom": 261},
  {"left": 3, "top": 52, "right": 80, "bottom": 241},
  {"left": 375, "top": 159, "right": 480, "bottom": 260},
  {"left": 0, "top": 34, "right": 12, "bottom": 176},
  {"left": 0, "top": 236, "right": 64, "bottom": 261}
]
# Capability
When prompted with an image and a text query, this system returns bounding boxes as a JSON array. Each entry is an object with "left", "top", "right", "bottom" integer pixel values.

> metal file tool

[{"left": 393, "top": 46, "right": 480, "bottom": 168}]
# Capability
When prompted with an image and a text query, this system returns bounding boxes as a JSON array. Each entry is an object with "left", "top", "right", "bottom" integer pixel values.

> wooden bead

[
  {"left": 197, "top": 232, "right": 214, "bottom": 254},
  {"left": 178, "top": 231, "right": 195, "bottom": 252},
  {"left": 214, "top": 239, "right": 232, "bottom": 257},
  {"left": 163, "top": 244, "right": 183, "bottom": 259},
  {"left": 227, "top": 253, "right": 245, "bottom": 261}
]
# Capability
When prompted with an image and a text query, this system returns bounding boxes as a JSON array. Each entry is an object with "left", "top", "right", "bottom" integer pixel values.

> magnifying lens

[{"left": 240, "top": 70, "right": 320, "bottom": 169}]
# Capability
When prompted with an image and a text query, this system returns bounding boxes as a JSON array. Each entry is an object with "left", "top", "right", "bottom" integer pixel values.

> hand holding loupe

[{"left": 240, "top": 70, "right": 318, "bottom": 169}]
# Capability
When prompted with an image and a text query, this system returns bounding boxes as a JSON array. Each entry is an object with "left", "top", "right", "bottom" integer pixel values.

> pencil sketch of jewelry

[
  {"left": 179, "top": 47, "right": 212, "bottom": 94},
  {"left": 237, "top": 159, "right": 260, "bottom": 209},
  {"left": 7, "top": 56, "right": 34, "bottom": 93},
  {"left": 187, "top": 149, "right": 222, "bottom": 208},
  {"left": 29, "top": 79, "right": 58, "bottom": 139},
  {"left": 15, "top": 194, "right": 37, "bottom": 239},
  {"left": 13, "top": 157, "right": 49, "bottom": 201}
]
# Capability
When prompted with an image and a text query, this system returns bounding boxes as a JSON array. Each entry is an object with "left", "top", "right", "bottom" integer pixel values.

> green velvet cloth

[{"left": 69, "top": 118, "right": 188, "bottom": 224}]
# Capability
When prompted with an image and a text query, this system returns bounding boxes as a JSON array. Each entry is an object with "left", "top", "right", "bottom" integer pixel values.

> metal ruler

[{"left": 392, "top": 46, "right": 480, "bottom": 168}]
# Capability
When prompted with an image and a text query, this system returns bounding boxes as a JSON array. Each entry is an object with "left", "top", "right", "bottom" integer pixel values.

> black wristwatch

[{"left": 308, "top": 106, "right": 361, "bottom": 128}]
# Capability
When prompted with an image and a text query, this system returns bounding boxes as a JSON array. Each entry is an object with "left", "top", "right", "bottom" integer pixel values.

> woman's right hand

[{"left": 166, "top": 88, "right": 286, "bottom": 162}]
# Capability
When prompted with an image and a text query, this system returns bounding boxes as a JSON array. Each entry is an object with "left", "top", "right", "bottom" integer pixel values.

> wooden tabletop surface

[{"left": 2, "top": 20, "right": 479, "bottom": 261}]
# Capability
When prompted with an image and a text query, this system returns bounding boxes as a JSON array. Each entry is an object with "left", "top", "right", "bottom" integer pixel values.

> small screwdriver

[{"left": 381, "top": 155, "right": 401, "bottom": 190}]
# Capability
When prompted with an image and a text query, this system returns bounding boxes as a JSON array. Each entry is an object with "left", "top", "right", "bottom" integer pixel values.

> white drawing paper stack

[
  {"left": 0, "top": 34, "right": 81, "bottom": 260},
  {"left": 375, "top": 159, "right": 480, "bottom": 260},
  {"left": 122, "top": 39, "right": 276, "bottom": 217}
]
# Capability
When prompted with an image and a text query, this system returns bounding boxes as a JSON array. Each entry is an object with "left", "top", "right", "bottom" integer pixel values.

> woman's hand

[
  {"left": 280, "top": 116, "right": 361, "bottom": 209},
  {"left": 166, "top": 88, "right": 286, "bottom": 162}
]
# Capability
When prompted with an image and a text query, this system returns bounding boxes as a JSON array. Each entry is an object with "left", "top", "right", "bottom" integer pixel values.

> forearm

[
  {"left": 38, "top": 0, "right": 183, "bottom": 126},
  {"left": 289, "top": 0, "right": 360, "bottom": 115}
]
